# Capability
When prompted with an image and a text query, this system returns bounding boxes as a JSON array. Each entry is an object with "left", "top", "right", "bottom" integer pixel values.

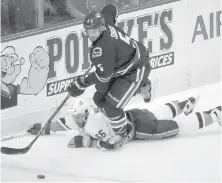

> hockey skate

[
  {"left": 210, "top": 106, "right": 221, "bottom": 126},
  {"left": 135, "top": 79, "right": 152, "bottom": 103},
  {"left": 183, "top": 95, "right": 200, "bottom": 115},
  {"left": 141, "top": 82, "right": 152, "bottom": 103}
]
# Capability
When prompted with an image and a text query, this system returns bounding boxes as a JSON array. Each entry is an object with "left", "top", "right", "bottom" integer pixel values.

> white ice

[{"left": 1, "top": 82, "right": 221, "bottom": 182}]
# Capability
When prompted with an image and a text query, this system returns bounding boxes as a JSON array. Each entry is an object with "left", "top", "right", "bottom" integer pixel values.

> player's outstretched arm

[{"left": 27, "top": 116, "right": 78, "bottom": 135}]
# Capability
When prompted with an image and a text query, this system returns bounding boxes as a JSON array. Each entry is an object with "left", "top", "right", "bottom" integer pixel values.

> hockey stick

[
  {"left": 1, "top": 132, "right": 29, "bottom": 142},
  {"left": 1, "top": 93, "right": 71, "bottom": 155},
  {"left": 1, "top": 66, "right": 93, "bottom": 155}
]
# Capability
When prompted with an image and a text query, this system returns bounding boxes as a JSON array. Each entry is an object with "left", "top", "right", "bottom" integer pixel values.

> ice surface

[{"left": 1, "top": 82, "right": 221, "bottom": 182}]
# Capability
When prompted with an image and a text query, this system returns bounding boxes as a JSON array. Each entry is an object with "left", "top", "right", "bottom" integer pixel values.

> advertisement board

[{"left": 1, "top": 0, "right": 221, "bottom": 134}]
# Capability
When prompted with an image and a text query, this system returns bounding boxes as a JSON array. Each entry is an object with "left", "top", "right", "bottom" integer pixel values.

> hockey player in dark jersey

[
  {"left": 67, "top": 4, "right": 151, "bottom": 147},
  {"left": 27, "top": 95, "right": 221, "bottom": 150}
]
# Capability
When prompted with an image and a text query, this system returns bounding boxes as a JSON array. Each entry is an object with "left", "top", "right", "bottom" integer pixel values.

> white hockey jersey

[
  {"left": 49, "top": 98, "right": 115, "bottom": 141},
  {"left": 84, "top": 111, "right": 115, "bottom": 141},
  {"left": 50, "top": 110, "right": 115, "bottom": 141}
]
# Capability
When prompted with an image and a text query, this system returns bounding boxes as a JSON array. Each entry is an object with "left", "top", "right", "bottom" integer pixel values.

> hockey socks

[
  {"left": 167, "top": 95, "right": 200, "bottom": 118},
  {"left": 177, "top": 106, "right": 221, "bottom": 135},
  {"left": 165, "top": 100, "right": 183, "bottom": 118}
]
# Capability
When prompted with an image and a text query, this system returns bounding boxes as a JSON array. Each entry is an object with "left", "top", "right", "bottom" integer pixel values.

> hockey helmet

[
  {"left": 69, "top": 99, "right": 91, "bottom": 116},
  {"left": 83, "top": 11, "right": 105, "bottom": 30}
]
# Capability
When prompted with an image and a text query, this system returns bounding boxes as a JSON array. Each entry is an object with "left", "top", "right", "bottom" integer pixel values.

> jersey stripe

[
  {"left": 136, "top": 128, "right": 179, "bottom": 140},
  {"left": 107, "top": 112, "right": 127, "bottom": 129},
  {"left": 117, "top": 66, "right": 145, "bottom": 109},
  {"left": 50, "top": 118, "right": 71, "bottom": 132},
  {"left": 114, "top": 40, "right": 141, "bottom": 77},
  {"left": 95, "top": 72, "right": 113, "bottom": 82}
]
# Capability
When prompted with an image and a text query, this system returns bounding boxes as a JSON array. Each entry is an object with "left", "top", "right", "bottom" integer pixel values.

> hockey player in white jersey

[
  {"left": 28, "top": 95, "right": 221, "bottom": 150},
  {"left": 28, "top": 98, "right": 124, "bottom": 149}
]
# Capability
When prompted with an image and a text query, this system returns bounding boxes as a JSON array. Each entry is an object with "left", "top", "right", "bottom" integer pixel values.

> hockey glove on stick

[
  {"left": 1, "top": 94, "right": 70, "bottom": 155},
  {"left": 27, "top": 123, "right": 51, "bottom": 135},
  {"left": 68, "top": 76, "right": 90, "bottom": 97}
]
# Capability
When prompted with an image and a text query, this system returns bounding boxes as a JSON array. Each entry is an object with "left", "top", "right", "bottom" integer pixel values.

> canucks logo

[{"left": 95, "top": 13, "right": 101, "bottom": 18}]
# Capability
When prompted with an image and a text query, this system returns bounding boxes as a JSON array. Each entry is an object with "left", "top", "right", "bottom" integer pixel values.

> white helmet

[
  {"left": 68, "top": 98, "right": 92, "bottom": 116},
  {"left": 68, "top": 98, "right": 101, "bottom": 128},
  {"left": 66, "top": 98, "right": 92, "bottom": 128}
]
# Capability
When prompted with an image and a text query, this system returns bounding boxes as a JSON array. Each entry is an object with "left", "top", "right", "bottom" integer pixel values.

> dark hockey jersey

[{"left": 85, "top": 5, "right": 149, "bottom": 85}]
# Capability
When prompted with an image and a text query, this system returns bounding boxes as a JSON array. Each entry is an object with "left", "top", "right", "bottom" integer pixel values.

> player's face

[
  {"left": 73, "top": 113, "right": 85, "bottom": 128},
  {"left": 85, "top": 28, "right": 101, "bottom": 42},
  {"left": 73, "top": 109, "right": 89, "bottom": 128}
]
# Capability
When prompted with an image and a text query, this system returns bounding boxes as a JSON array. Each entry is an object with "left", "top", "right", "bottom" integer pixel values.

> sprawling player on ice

[
  {"left": 28, "top": 95, "right": 221, "bottom": 150},
  {"left": 67, "top": 4, "right": 152, "bottom": 148}
]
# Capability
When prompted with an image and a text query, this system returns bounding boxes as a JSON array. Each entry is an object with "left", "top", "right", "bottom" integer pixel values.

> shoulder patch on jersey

[
  {"left": 92, "top": 47, "right": 102, "bottom": 58},
  {"left": 95, "top": 13, "right": 101, "bottom": 18},
  {"left": 108, "top": 25, "right": 118, "bottom": 39}
]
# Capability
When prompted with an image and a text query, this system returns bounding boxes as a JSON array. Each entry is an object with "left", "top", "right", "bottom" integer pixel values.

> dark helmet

[{"left": 83, "top": 11, "right": 105, "bottom": 29}]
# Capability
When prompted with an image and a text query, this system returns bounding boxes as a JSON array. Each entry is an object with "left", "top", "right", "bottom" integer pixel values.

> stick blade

[{"left": 1, "top": 146, "right": 29, "bottom": 155}]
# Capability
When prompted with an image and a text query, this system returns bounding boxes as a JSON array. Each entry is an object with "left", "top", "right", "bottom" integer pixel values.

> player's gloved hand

[
  {"left": 97, "top": 135, "right": 128, "bottom": 150},
  {"left": 27, "top": 123, "right": 50, "bottom": 135},
  {"left": 67, "top": 135, "right": 94, "bottom": 148},
  {"left": 67, "top": 76, "right": 89, "bottom": 97}
]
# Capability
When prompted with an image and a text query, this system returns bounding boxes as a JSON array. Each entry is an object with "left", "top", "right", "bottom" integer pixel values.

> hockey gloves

[
  {"left": 97, "top": 135, "right": 129, "bottom": 150},
  {"left": 68, "top": 135, "right": 94, "bottom": 148},
  {"left": 27, "top": 123, "right": 50, "bottom": 135},
  {"left": 67, "top": 134, "right": 128, "bottom": 150},
  {"left": 67, "top": 76, "right": 90, "bottom": 97}
]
